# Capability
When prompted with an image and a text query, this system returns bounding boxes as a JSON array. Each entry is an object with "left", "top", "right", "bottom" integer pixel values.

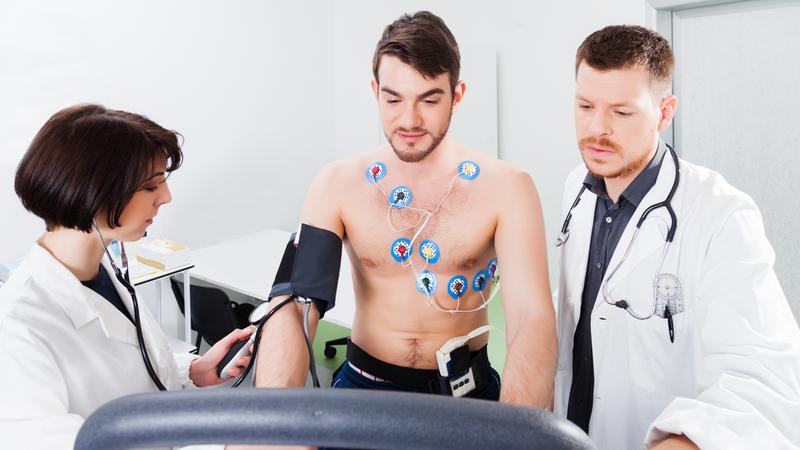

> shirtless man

[{"left": 255, "top": 10, "right": 555, "bottom": 410}]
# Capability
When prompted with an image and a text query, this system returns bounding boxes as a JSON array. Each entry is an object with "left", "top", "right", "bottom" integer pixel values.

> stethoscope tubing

[
  {"left": 96, "top": 225, "right": 168, "bottom": 391},
  {"left": 557, "top": 145, "right": 681, "bottom": 321}
]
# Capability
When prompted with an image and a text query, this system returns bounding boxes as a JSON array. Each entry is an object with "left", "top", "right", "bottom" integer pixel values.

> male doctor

[{"left": 555, "top": 25, "right": 800, "bottom": 449}]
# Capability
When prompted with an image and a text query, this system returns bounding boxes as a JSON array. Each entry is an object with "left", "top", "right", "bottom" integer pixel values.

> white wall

[
  {"left": 669, "top": 0, "right": 800, "bottom": 318},
  {"left": 1, "top": 0, "right": 646, "bottom": 287},
  {"left": 0, "top": 0, "right": 333, "bottom": 262}
]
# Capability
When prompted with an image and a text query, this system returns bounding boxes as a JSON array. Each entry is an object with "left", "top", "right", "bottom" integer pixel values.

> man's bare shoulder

[
  {"left": 456, "top": 145, "right": 536, "bottom": 194},
  {"left": 314, "top": 147, "right": 390, "bottom": 189},
  {"left": 303, "top": 150, "right": 387, "bottom": 234}
]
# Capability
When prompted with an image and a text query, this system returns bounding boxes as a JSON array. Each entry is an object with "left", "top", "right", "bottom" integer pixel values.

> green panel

[
  {"left": 486, "top": 292, "right": 506, "bottom": 375},
  {"left": 313, "top": 320, "right": 351, "bottom": 371},
  {"left": 313, "top": 293, "right": 507, "bottom": 375}
]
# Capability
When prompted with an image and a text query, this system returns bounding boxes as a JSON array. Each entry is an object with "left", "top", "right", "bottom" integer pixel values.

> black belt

[{"left": 346, "top": 341, "right": 491, "bottom": 394}]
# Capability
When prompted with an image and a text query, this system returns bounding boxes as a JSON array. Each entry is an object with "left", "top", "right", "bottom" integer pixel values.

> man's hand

[
  {"left": 651, "top": 434, "right": 699, "bottom": 450},
  {"left": 189, "top": 326, "right": 255, "bottom": 387},
  {"left": 225, "top": 446, "right": 313, "bottom": 450}
]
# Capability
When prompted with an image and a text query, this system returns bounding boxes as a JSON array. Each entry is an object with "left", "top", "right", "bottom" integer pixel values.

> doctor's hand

[
  {"left": 190, "top": 326, "right": 256, "bottom": 387},
  {"left": 652, "top": 435, "right": 699, "bottom": 450}
]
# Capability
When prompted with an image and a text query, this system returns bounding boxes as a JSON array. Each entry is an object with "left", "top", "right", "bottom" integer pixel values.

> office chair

[
  {"left": 169, "top": 278, "right": 252, "bottom": 349},
  {"left": 324, "top": 336, "right": 349, "bottom": 358}
]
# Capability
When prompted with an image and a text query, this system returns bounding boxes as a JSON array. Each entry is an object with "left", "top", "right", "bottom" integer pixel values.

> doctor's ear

[{"left": 657, "top": 95, "right": 678, "bottom": 132}]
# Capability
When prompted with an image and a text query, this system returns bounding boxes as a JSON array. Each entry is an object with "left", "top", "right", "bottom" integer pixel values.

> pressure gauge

[{"left": 249, "top": 301, "right": 272, "bottom": 324}]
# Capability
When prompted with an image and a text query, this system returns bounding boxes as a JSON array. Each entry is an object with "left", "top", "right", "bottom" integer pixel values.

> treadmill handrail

[{"left": 74, "top": 388, "right": 595, "bottom": 450}]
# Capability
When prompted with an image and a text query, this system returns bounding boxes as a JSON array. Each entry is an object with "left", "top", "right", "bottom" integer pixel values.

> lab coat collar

[
  {"left": 97, "top": 256, "right": 141, "bottom": 346},
  {"left": 24, "top": 244, "right": 140, "bottom": 347},
  {"left": 563, "top": 181, "right": 597, "bottom": 322},
  {"left": 596, "top": 144, "right": 679, "bottom": 310},
  {"left": 100, "top": 254, "right": 172, "bottom": 382}
]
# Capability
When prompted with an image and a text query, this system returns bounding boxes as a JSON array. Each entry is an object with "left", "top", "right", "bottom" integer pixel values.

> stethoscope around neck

[
  {"left": 94, "top": 222, "right": 168, "bottom": 391},
  {"left": 555, "top": 144, "right": 683, "bottom": 336}
]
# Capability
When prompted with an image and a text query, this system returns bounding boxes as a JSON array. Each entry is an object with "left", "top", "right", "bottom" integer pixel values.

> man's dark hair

[
  {"left": 576, "top": 25, "right": 674, "bottom": 96},
  {"left": 15, "top": 103, "right": 183, "bottom": 232},
  {"left": 372, "top": 11, "right": 460, "bottom": 94}
]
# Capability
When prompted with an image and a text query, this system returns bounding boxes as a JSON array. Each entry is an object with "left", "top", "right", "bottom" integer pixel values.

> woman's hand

[{"left": 190, "top": 326, "right": 255, "bottom": 387}]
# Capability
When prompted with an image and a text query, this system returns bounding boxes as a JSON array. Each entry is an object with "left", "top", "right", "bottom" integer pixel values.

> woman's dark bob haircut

[{"left": 15, "top": 104, "right": 183, "bottom": 232}]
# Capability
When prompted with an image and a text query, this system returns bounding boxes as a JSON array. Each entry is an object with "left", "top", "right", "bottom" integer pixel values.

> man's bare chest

[{"left": 340, "top": 179, "right": 497, "bottom": 274}]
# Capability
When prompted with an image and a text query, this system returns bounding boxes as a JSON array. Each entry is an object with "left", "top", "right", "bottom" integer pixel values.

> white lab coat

[
  {"left": 554, "top": 153, "right": 800, "bottom": 449},
  {"left": 0, "top": 243, "right": 200, "bottom": 450}
]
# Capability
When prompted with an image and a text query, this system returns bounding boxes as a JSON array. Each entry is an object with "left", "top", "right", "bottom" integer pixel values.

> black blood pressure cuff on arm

[{"left": 269, "top": 224, "right": 342, "bottom": 319}]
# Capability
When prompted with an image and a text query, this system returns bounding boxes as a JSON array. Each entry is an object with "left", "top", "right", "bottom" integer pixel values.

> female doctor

[{"left": 0, "top": 104, "right": 253, "bottom": 450}]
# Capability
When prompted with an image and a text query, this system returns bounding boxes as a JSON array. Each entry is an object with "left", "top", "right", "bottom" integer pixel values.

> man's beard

[
  {"left": 579, "top": 136, "right": 652, "bottom": 179},
  {"left": 386, "top": 113, "right": 451, "bottom": 163},
  {"left": 388, "top": 127, "right": 448, "bottom": 163}
]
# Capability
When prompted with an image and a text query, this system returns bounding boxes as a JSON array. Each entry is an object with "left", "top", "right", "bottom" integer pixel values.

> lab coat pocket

[
  {"left": 602, "top": 243, "right": 666, "bottom": 316},
  {"left": 626, "top": 307, "right": 694, "bottom": 400},
  {"left": 634, "top": 306, "right": 690, "bottom": 344}
]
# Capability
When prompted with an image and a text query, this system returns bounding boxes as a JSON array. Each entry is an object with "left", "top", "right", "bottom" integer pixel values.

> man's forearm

[
  {"left": 499, "top": 317, "right": 556, "bottom": 409},
  {"left": 254, "top": 299, "right": 319, "bottom": 387}
]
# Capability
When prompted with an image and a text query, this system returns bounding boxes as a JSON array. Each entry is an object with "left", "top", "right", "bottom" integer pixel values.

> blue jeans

[
  {"left": 331, "top": 360, "right": 501, "bottom": 399},
  {"left": 320, "top": 361, "right": 501, "bottom": 450}
]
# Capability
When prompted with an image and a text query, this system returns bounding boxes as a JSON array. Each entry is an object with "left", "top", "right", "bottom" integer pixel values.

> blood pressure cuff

[{"left": 269, "top": 224, "right": 342, "bottom": 318}]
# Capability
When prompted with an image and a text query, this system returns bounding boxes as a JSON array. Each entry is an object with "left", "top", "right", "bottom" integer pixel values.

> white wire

[
  {"left": 427, "top": 277, "right": 501, "bottom": 314},
  {"left": 370, "top": 165, "right": 498, "bottom": 315},
  {"left": 377, "top": 170, "right": 461, "bottom": 239}
]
